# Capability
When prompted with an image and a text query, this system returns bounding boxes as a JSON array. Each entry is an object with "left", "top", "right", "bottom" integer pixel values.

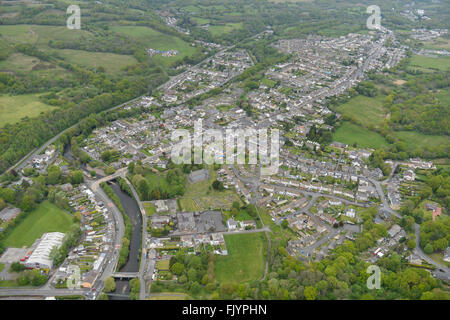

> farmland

[
  {"left": 395, "top": 131, "right": 449, "bottom": 153},
  {"left": 408, "top": 55, "right": 450, "bottom": 72},
  {"left": 208, "top": 23, "right": 243, "bottom": 37},
  {"left": 335, "top": 94, "right": 386, "bottom": 128},
  {"left": 55, "top": 49, "right": 137, "bottom": 74},
  {"left": 214, "top": 232, "right": 267, "bottom": 283},
  {"left": 0, "top": 93, "right": 56, "bottom": 128},
  {"left": 110, "top": 26, "right": 196, "bottom": 66},
  {"left": 333, "top": 122, "right": 389, "bottom": 149}
]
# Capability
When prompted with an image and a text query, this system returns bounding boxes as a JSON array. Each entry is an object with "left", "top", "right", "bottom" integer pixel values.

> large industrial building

[{"left": 24, "top": 232, "right": 65, "bottom": 270}]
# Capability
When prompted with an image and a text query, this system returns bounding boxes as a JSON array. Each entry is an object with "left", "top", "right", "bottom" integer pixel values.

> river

[{"left": 107, "top": 180, "right": 142, "bottom": 300}]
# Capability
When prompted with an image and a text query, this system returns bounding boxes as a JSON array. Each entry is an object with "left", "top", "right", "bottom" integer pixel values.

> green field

[
  {"left": 144, "top": 172, "right": 170, "bottom": 194},
  {"left": 214, "top": 232, "right": 266, "bottom": 283},
  {"left": 110, "top": 26, "right": 196, "bottom": 66},
  {"left": 395, "top": 131, "right": 449, "bottom": 153},
  {"left": 0, "top": 25, "right": 91, "bottom": 46},
  {"left": 3, "top": 201, "right": 74, "bottom": 248},
  {"left": 0, "top": 53, "right": 41, "bottom": 72},
  {"left": 56, "top": 49, "right": 137, "bottom": 74},
  {"left": 0, "top": 263, "right": 5, "bottom": 272},
  {"left": 333, "top": 122, "right": 389, "bottom": 149},
  {"left": 156, "top": 260, "right": 170, "bottom": 271},
  {"left": 422, "top": 37, "right": 450, "bottom": 50},
  {"left": 208, "top": 23, "right": 243, "bottom": 36},
  {"left": 149, "top": 293, "right": 190, "bottom": 300},
  {"left": 336, "top": 95, "right": 386, "bottom": 128},
  {"left": 0, "top": 93, "right": 56, "bottom": 128},
  {"left": 409, "top": 55, "right": 450, "bottom": 72},
  {"left": 179, "top": 169, "right": 242, "bottom": 211},
  {"left": 192, "top": 17, "right": 210, "bottom": 25},
  {"left": 143, "top": 202, "right": 157, "bottom": 216}
]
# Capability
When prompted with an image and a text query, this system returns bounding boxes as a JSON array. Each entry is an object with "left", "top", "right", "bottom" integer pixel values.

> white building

[{"left": 25, "top": 232, "right": 65, "bottom": 270}]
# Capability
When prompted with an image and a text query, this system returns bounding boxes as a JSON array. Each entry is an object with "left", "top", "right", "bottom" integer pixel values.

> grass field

[
  {"left": 3, "top": 201, "right": 73, "bottom": 248},
  {"left": 409, "top": 55, "right": 450, "bottom": 72},
  {"left": 208, "top": 23, "right": 243, "bottom": 36},
  {"left": 0, "top": 93, "right": 56, "bottom": 128},
  {"left": 214, "top": 232, "right": 266, "bottom": 283},
  {"left": 56, "top": 49, "right": 137, "bottom": 74},
  {"left": 110, "top": 26, "right": 196, "bottom": 66},
  {"left": 156, "top": 260, "right": 170, "bottom": 271},
  {"left": 143, "top": 202, "right": 157, "bottom": 216},
  {"left": 0, "top": 280, "right": 19, "bottom": 287},
  {"left": 0, "top": 53, "right": 41, "bottom": 72},
  {"left": 333, "top": 122, "right": 389, "bottom": 149},
  {"left": 149, "top": 293, "right": 190, "bottom": 300},
  {"left": 0, "top": 263, "right": 5, "bottom": 272},
  {"left": 422, "top": 37, "right": 450, "bottom": 50},
  {"left": 0, "top": 25, "right": 91, "bottom": 46},
  {"left": 179, "top": 169, "right": 242, "bottom": 212},
  {"left": 336, "top": 95, "right": 386, "bottom": 128},
  {"left": 395, "top": 131, "right": 449, "bottom": 153}
]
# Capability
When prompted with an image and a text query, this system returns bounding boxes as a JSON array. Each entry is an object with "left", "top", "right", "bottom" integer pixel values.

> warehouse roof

[{"left": 26, "top": 232, "right": 65, "bottom": 269}]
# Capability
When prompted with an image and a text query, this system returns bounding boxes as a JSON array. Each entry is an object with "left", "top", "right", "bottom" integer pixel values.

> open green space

[
  {"left": 0, "top": 93, "right": 56, "bottom": 128},
  {"left": 0, "top": 25, "right": 91, "bottom": 46},
  {"left": 179, "top": 169, "right": 242, "bottom": 212},
  {"left": 0, "top": 280, "right": 19, "bottom": 287},
  {"left": 208, "top": 23, "right": 243, "bottom": 37},
  {"left": 110, "top": 26, "right": 196, "bottom": 66},
  {"left": 149, "top": 293, "right": 190, "bottom": 300},
  {"left": 55, "top": 49, "right": 137, "bottom": 74},
  {"left": 143, "top": 202, "right": 157, "bottom": 216},
  {"left": 0, "top": 53, "right": 41, "bottom": 72},
  {"left": 422, "top": 37, "right": 450, "bottom": 50},
  {"left": 409, "top": 55, "right": 450, "bottom": 72},
  {"left": 156, "top": 260, "right": 170, "bottom": 271},
  {"left": 3, "top": 201, "right": 73, "bottom": 248},
  {"left": 214, "top": 232, "right": 266, "bottom": 283},
  {"left": 333, "top": 122, "right": 389, "bottom": 149},
  {"left": 336, "top": 95, "right": 386, "bottom": 128},
  {"left": 395, "top": 131, "right": 449, "bottom": 153}
]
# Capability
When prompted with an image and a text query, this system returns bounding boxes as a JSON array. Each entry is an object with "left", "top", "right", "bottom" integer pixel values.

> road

[
  {"left": 0, "top": 31, "right": 263, "bottom": 178},
  {"left": 369, "top": 178, "right": 450, "bottom": 279},
  {"left": 0, "top": 288, "right": 87, "bottom": 297}
]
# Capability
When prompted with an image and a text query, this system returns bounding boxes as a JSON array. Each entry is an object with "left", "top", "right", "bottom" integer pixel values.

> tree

[
  {"left": 129, "top": 278, "right": 140, "bottom": 300},
  {"left": 10, "top": 262, "right": 25, "bottom": 273},
  {"left": 304, "top": 286, "right": 317, "bottom": 300},
  {"left": 20, "top": 195, "right": 35, "bottom": 212},
  {"left": 47, "top": 165, "right": 62, "bottom": 185},
  {"left": 407, "top": 239, "right": 416, "bottom": 249},
  {"left": 71, "top": 170, "right": 84, "bottom": 184},
  {"left": 170, "top": 262, "right": 184, "bottom": 276},
  {"left": 138, "top": 179, "right": 150, "bottom": 199},
  {"left": 212, "top": 180, "right": 224, "bottom": 191},
  {"left": 103, "top": 277, "right": 116, "bottom": 293},
  {"left": 98, "top": 293, "right": 109, "bottom": 300},
  {"left": 424, "top": 243, "right": 434, "bottom": 254},
  {"left": 281, "top": 219, "right": 289, "bottom": 229}
]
